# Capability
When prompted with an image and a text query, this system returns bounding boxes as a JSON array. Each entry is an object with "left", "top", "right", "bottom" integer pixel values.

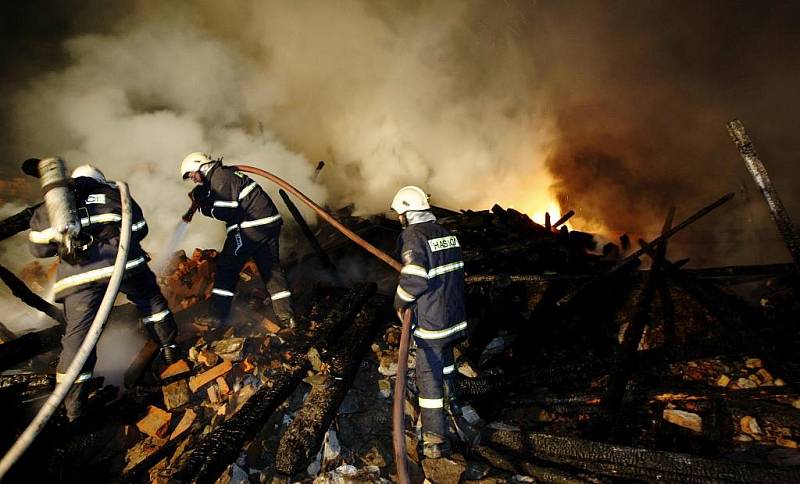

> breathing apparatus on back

[{"left": 36, "top": 157, "right": 91, "bottom": 263}]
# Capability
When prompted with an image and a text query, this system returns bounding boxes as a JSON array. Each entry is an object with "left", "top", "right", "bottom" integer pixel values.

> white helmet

[
  {"left": 71, "top": 164, "right": 106, "bottom": 182},
  {"left": 180, "top": 152, "right": 212, "bottom": 179},
  {"left": 391, "top": 186, "right": 430, "bottom": 214}
]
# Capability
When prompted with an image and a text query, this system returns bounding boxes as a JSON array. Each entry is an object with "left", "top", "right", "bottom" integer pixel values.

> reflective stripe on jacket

[
  {"left": 196, "top": 162, "right": 282, "bottom": 239},
  {"left": 394, "top": 220, "right": 467, "bottom": 347}
]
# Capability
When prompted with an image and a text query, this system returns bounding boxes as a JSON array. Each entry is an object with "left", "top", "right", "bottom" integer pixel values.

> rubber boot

[
  {"left": 443, "top": 377, "right": 463, "bottom": 417},
  {"left": 148, "top": 317, "right": 183, "bottom": 363},
  {"left": 63, "top": 382, "right": 91, "bottom": 423},
  {"left": 161, "top": 344, "right": 180, "bottom": 364},
  {"left": 422, "top": 432, "right": 451, "bottom": 459}
]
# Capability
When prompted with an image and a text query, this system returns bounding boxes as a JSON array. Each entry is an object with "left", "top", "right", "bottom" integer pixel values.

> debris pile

[
  {"left": 0, "top": 188, "right": 798, "bottom": 483},
  {"left": 158, "top": 249, "right": 218, "bottom": 311}
]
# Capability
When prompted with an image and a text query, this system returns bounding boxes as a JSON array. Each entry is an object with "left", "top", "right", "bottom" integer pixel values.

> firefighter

[
  {"left": 391, "top": 185, "right": 467, "bottom": 459},
  {"left": 180, "top": 152, "right": 296, "bottom": 330},
  {"left": 28, "top": 164, "right": 181, "bottom": 423}
]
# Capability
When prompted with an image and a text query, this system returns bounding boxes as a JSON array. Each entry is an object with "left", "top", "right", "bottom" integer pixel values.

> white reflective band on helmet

[
  {"left": 213, "top": 200, "right": 239, "bottom": 208},
  {"left": 29, "top": 228, "right": 57, "bottom": 244},
  {"left": 413, "top": 321, "right": 467, "bottom": 340},
  {"left": 56, "top": 371, "right": 93, "bottom": 384},
  {"left": 54, "top": 257, "right": 147, "bottom": 294},
  {"left": 428, "top": 261, "right": 464, "bottom": 278},
  {"left": 226, "top": 214, "right": 282, "bottom": 233},
  {"left": 132, "top": 220, "right": 147, "bottom": 231},
  {"left": 142, "top": 309, "right": 171, "bottom": 323},
  {"left": 401, "top": 264, "right": 429, "bottom": 279},
  {"left": 396, "top": 286, "right": 416, "bottom": 302},
  {"left": 443, "top": 364, "right": 455, "bottom": 375},
  {"left": 270, "top": 290, "right": 292, "bottom": 301},
  {"left": 212, "top": 288, "right": 235, "bottom": 297},
  {"left": 418, "top": 397, "right": 444, "bottom": 409},
  {"left": 238, "top": 182, "right": 257, "bottom": 200}
]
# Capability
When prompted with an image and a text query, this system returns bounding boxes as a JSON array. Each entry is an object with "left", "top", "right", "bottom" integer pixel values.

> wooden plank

[{"left": 188, "top": 360, "right": 233, "bottom": 393}]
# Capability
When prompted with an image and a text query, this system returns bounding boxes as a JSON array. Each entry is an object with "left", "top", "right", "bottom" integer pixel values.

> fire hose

[
  {"left": 0, "top": 181, "right": 133, "bottom": 480},
  {"left": 186, "top": 165, "right": 411, "bottom": 483}
]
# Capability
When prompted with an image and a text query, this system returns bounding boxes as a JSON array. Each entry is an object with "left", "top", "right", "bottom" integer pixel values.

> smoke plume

[{"left": 2, "top": 0, "right": 800, "bottom": 275}]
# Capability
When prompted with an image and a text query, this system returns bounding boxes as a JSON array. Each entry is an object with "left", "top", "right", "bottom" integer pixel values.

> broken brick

[
  {"left": 216, "top": 376, "right": 230, "bottom": 395},
  {"left": 262, "top": 318, "right": 281, "bottom": 333},
  {"left": 137, "top": 405, "right": 172, "bottom": 438},
  {"left": 170, "top": 409, "right": 197, "bottom": 441},
  {"left": 162, "top": 379, "right": 191, "bottom": 410},
  {"left": 160, "top": 359, "right": 191, "bottom": 380},
  {"left": 198, "top": 350, "right": 220, "bottom": 367},
  {"left": 242, "top": 355, "right": 256, "bottom": 373},
  {"left": 663, "top": 409, "right": 702, "bottom": 433},
  {"left": 207, "top": 385, "right": 220, "bottom": 404},
  {"left": 189, "top": 360, "right": 233, "bottom": 392}
]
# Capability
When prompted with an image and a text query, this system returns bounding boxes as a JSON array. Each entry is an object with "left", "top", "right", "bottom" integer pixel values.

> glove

[{"left": 190, "top": 186, "right": 213, "bottom": 212}]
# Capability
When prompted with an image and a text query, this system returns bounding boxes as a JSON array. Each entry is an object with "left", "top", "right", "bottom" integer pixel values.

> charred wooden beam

[
  {"left": 519, "top": 462, "right": 596, "bottom": 484},
  {"left": 727, "top": 119, "right": 800, "bottom": 268},
  {"left": 465, "top": 273, "right": 592, "bottom": 284},
  {"left": 465, "top": 263, "right": 795, "bottom": 286},
  {"left": 172, "top": 284, "right": 376, "bottom": 483},
  {"left": 684, "top": 262, "right": 796, "bottom": 279},
  {"left": 461, "top": 444, "right": 589, "bottom": 484},
  {"left": 0, "top": 373, "right": 53, "bottom": 390},
  {"left": 0, "top": 325, "right": 62, "bottom": 371},
  {"left": 275, "top": 294, "right": 385, "bottom": 475},
  {"left": 506, "top": 386, "right": 793, "bottom": 411},
  {"left": 591, "top": 210, "right": 673, "bottom": 435},
  {"left": 557, "top": 193, "right": 735, "bottom": 307},
  {"left": 171, "top": 366, "right": 304, "bottom": 482},
  {"left": 552, "top": 210, "right": 575, "bottom": 229},
  {"left": 278, "top": 188, "right": 339, "bottom": 278},
  {"left": 0, "top": 264, "right": 65, "bottom": 324},
  {"left": 0, "top": 203, "right": 41, "bottom": 242},
  {"left": 488, "top": 430, "right": 800, "bottom": 483}
]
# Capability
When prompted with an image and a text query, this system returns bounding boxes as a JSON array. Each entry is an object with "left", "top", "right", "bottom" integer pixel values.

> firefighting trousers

[
  {"left": 209, "top": 228, "right": 294, "bottom": 323},
  {"left": 414, "top": 340, "right": 457, "bottom": 439},
  {"left": 58, "top": 266, "right": 176, "bottom": 419}
]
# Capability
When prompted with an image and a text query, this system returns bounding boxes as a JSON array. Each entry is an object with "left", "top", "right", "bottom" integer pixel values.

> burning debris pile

[
  {"left": 0, "top": 190, "right": 798, "bottom": 483},
  {"left": 0, "top": 122, "right": 799, "bottom": 483}
]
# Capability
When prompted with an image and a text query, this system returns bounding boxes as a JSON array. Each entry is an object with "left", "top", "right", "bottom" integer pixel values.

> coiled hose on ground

[
  {"left": 0, "top": 181, "right": 133, "bottom": 480},
  {"left": 232, "top": 165, "right": 410, "bottom": 484}
]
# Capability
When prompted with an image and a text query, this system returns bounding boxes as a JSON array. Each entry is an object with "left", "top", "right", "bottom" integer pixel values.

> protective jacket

[
  {"left": 193, "top": 161, "right": 282, "bottom": 241},
  {"left": 28, "top": 176, "right": 149, "bottom": 301},
  {"left": 394, "top": 219, "right": 467, "bottom": 347}
]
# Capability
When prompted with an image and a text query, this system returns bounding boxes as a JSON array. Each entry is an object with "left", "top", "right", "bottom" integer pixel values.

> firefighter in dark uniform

[
  {"left": 391, "top": 185, "right": 467, "bottom": 459},
  {"left": 28, "top": 164, "right": 180, "bottom": 422},
  {"left": 180, "top": 152, "right": 296, "bottom": 329}
]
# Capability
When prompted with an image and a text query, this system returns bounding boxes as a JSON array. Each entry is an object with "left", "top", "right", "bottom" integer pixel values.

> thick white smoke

[
  {"left": 10, "top": 5, "right": 328, "bottom": 261},
  {"left": 4, "top": 0, "right": 799, "bottom": 276},
  {"left": 3, "top": 0, "right": 559, "bottom": 281}
]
